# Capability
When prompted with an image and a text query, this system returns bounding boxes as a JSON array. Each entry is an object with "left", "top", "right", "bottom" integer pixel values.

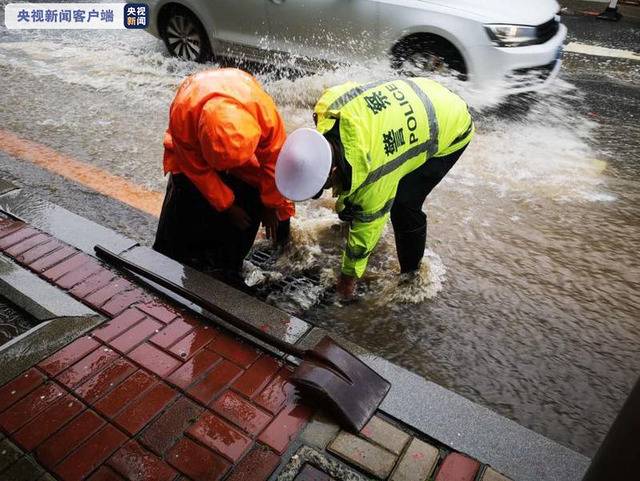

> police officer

[{"left": 275, "top": 78, "right": 473, "bottom": 298}]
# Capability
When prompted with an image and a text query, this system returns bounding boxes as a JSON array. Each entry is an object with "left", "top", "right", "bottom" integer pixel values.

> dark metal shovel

[{"left": 94, "top": 245, "right": 390, "bottom": 432}]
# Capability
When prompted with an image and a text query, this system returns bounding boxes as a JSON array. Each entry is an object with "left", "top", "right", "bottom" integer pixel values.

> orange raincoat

[{"left": 163, "top": 68, "right": 295, "bottom": 220}]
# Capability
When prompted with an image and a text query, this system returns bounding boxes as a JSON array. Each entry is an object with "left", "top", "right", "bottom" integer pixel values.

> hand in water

[
  {"left": 336, "top": 274, "right": 357, "bottom": 300},
  {"left": 226, "top": 204, "right": 251, "bottom": 230}
]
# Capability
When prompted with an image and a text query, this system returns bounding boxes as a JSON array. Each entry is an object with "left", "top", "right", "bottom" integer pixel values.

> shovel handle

[{"left": 94, "top": 245, "right": 307, "bottom": 360}]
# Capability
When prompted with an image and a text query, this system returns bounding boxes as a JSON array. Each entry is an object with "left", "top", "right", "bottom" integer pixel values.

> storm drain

[
  {"left": 277, "top": 446, "right": 373, "bottom": 481},
  {"left": 0, "top": 297, "right": 37, "bottom": 347},
  {"left": 247, "top": 249, "right": 325, "bottom": 307}
]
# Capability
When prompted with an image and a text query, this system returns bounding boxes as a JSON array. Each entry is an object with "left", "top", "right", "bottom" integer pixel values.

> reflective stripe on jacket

[
  {"left": 163, "top": 68, "right": 295, "bottom": 220},
  {"left": 314, "top": 78, "right": 473, "bottom": 277}
]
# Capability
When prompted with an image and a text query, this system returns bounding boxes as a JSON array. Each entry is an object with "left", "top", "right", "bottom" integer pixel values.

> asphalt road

[{"left": 562, "top": 0, "right": 640, "bottom": 50}]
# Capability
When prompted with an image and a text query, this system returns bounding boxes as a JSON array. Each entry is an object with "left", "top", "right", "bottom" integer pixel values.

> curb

[
  {"left": 0, "top": 244, "right": 105, "bottom": 386},
  {"left": 0, "top": 178, "right": 590, "bottom": 481}
]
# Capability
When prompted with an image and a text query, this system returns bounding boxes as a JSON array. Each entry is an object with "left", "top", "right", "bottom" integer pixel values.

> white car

[{"left": 146, "top": 0, "right": 567, "bottom": 92}]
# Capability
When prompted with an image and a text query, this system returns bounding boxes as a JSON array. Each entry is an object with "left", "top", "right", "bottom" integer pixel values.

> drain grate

[
  {"left": 247, "top": 249, "right": 325, "bottom": 306},
  {"left": 277, "top": 446, "right": 373, "bottom": 481},
  {"left": 0, "top": 298, "right": 37, "bottom": 347}
]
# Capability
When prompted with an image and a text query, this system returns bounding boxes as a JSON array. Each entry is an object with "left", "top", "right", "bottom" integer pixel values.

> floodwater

[{"left": 1, "top": 15, "right": 639, "bottom": 457}]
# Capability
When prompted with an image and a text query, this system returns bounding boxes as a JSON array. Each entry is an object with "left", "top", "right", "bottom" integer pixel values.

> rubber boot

[
  {"left": 597, "top": 7, "right": 622, "bottom": 21},
  {"left": 394, "top": 223, "right": 427, "bottom": 274}
]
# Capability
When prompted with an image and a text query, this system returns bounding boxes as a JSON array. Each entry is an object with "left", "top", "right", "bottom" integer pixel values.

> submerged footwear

[{"left": 397, "top": 269, "right": 421, "bottom": 287}]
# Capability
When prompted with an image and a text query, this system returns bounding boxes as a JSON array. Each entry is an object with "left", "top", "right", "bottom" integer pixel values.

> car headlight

[{"left": 484, "top": 24, "right": 538, "bottom": 47}]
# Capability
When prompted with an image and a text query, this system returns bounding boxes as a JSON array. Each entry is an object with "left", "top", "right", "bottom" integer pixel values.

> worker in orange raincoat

[{"left": 153, "top": 68, "right": 295, "bottom": 288}]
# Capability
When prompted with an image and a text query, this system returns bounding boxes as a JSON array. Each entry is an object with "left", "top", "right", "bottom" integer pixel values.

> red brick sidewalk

[{"left": 0, "top": 217, "right": 312, "bottom": 481}]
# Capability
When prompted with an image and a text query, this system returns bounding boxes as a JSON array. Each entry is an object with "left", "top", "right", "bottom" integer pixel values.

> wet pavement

[
  {"left": 0, "top": 216, "right": 311, "bottom": 481},
  {"left": 0, "top": 215, "right": 590, "bottom": 481},
  {"left": 562, "top": 1, "right": 640, "bottom": 50},
  {"left": 1, "top": 1, "right": 639, "bottom": 457}
]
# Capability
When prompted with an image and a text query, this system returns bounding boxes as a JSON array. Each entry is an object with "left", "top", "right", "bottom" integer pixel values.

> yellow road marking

[{"left": 0, "top": 129, "right": 163, "bottom": 217}]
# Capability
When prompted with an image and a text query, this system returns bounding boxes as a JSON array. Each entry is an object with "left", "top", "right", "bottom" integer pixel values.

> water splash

[
  {"left": 0, "top": 26, "right": 612, "bottom": 309},
  {"left": 249, "top": 206, "right": 448, "bottom": 310},
  {"left": 369, "top": 249, "right": 447, "bottom": 305},
  {"left": 0, "top": 34, "right": 203, "bottom": 103},
  {"left": 1, "top": 16, "right": 638, "bottom": 457}
]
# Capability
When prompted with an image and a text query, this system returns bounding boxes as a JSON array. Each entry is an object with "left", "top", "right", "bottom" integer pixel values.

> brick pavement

[
  {"left": 0, "top": 216, "right": 513, "bottom": 481},
  {"left": 0, "top": 217, "right": 311, "bottom": 481}
]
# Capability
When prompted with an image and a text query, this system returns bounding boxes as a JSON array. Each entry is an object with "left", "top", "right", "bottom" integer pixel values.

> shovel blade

[{"left": 291, "top": 336, "right": 390, "bottom": 432}]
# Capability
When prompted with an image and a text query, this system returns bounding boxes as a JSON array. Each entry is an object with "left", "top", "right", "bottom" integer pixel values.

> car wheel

[
  {"left": 392, "top": 36, "right": 466, "bottom": 80},
  {"left": 161, "top": 7, "right": 212, "bottom": 63}
]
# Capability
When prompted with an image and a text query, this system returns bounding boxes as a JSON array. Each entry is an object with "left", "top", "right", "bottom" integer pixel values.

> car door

[
  {"left": 266, "top": 0, "right": 380, "bottom": 64},
  {"left": 210, "top": 0, "right": 270, "bottom": 52}
]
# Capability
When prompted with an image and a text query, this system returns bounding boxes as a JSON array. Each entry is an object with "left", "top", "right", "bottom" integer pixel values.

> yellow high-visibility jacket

[{"left": 314, "top": 78, "right": 474, "bottom": 278}]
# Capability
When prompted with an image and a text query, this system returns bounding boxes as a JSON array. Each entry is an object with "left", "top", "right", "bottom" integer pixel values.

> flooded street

[{"left": 1, "top": 7, "right": 639, "bottom": 458}]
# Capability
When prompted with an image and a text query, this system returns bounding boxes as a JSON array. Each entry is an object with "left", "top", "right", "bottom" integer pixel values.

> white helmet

[{"left": 275, "top": 128, "right": 332, "bottom": 202}]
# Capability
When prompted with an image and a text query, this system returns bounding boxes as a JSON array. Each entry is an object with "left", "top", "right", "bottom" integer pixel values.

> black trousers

[
  {"left": 153, "top": 173, "right": 262, "bottom": 276},
  {"left": 390, "top": 145, "right": 467, "bottom": 273}
]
